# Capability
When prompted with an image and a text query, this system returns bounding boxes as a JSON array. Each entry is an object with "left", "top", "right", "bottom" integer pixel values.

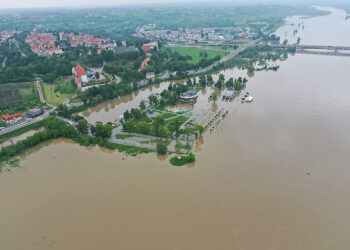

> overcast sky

[{"left": 0, "top": 0, "right": 344, "bottom": 9}]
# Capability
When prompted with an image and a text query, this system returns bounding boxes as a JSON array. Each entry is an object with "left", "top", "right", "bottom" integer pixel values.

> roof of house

[
  {"left": 142, "top": 45, "right": 151, "bottom": 52},
  {"left": 28, "top": 109, "right": 43, "bottom": 116},
  {"left": 75, "top": 65, "right": 87, "bottom": 76},
  {"left": 1, "top": 113, "right": 22, "bottom": 121}
]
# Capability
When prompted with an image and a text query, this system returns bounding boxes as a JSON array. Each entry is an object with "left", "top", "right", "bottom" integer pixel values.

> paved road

[
  {"left": 2, "top": 56, "right": 7, "bottom": 68},
  {"left": 0, "top": 111, "right": 50, "bottom": 136},
  {"left": 9, "top": 39, "right": 26, "bottom": 57},
  {"left": 180, "top": 38, "right": 261, "bottom": 76},
  {"left": 109, "top": 124, "right": 188, "bottom": 153}
]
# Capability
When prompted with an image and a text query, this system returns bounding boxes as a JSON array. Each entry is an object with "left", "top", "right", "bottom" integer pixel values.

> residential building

[
  {"left": 1, "top": 113, "right": 22, "bottom": 124},
  {"left": 146, "top": 72, "right": 156, "bottom": 80}
]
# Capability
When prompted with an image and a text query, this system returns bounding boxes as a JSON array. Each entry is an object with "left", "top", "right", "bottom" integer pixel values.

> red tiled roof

[
  {"left": 1, "top": 113, "right": 22, "bottom": 121},
  {"left": 75, "top": 65, "right": 86, "bottom": 76},
  {"left": 142, "top": 45, "right": 151, "bottom": 52}
]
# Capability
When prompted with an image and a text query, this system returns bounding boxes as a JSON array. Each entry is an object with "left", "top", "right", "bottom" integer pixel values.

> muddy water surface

[{"left": 1, "top": 7, "right": 350, "bottom": 250}]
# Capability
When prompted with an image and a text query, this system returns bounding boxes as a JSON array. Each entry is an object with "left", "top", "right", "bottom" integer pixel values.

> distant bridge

[{"left": 270, "top": 44, "right": 350, "bottom": 51}]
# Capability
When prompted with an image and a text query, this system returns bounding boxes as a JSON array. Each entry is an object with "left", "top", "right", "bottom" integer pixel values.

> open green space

[
  {"left": 0, "top": 82, "right": 41, "bottom": 115},
  {"left": 42, "top": 77, "right": 77, "bottom": 106},
  {"left": 169, "top": 47, "right": 227, "bottom": 64}
]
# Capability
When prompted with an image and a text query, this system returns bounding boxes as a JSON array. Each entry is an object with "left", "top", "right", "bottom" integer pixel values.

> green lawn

[
  {"left": 0, "top": 82, "right": 41, "bottom": 115},
  {"left": 42, "top": 77, "right": 76, "bottom": 106},
  {"left": 165, "top": 115, "right": 188, "bottom": 126},
  {"left": 169, "top": 47, "right": 227, "bottom": 64},
  {"left": 160, "top": 112, "right": 178, "bottom": 120}
]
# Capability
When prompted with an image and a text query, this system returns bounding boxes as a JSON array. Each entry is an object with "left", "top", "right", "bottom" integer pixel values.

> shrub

[{"left": 156, "top": 143, "right": 168, "bottom": 155}]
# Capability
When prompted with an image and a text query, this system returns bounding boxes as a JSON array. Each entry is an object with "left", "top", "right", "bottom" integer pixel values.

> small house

[
  {"left": 222, "top": 90, "right": 236, "bottom": 100},
  {"left": 1, "top": 113, "right": 22, "bottom": 124}
]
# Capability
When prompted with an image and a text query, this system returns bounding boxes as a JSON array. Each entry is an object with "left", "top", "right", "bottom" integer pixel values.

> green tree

[
  {"left": 96, "top": 124, "right": 112, "bottom": 138},
  {"left": 199, "top": 75, "right": 207, "bottom": 88},
  {"left": 234, "top": 81, "right": 242, "bottom": 91},
  {"left": 123, "top": 110, "right": 131, "bottom": 121},
  {"left": 77, "top": 119, "right": 88, "bottom": 133},
  {"left": 195, "top": 124, "right": 205, "bottom": 135},
  {"left": 184, "top": 126, "right": 192, "bottom": 141},
  {"left": 186, "top": 78, "right": 192, "bottom": 87},
  {"left": 139, "top": 100, "right": 146, "bottom": 110},
  {"left": 225, "top": 78, "right": 234, "bottom": 89},
  {"left": 131, "top": 108, "right": 142, "bottom": 120},
  {"left": 211, "top": 90, "right": 218, "bottom": 103},
  {"left": 186, "top": 152, "right": 196, "bottom": 163},
  {"left": 156, "top": 143, "right": 168, "bottom": 155},
  {"left": 206, "top": 75, "right": 214, "bottom": 85},
  {"left": 155, "top": 115, "right": 165, "bottom": 126}
]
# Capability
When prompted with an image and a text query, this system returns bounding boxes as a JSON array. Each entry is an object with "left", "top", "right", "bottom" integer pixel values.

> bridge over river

[
  {"left": 270, "top": 44, "right": 350, "bottom": 51},
  {"left": 268, "top": 44, "right": 350, "bottom": 57}
]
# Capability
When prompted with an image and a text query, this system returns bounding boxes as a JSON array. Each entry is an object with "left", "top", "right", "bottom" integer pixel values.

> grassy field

[
  {"left": 0, "top": 82, "right": 41, "bottom": 115},
  {"left": 169, "top": 47, "right": 227, "bottom": 64},
  {"left": 42, "top": 77, "right": 77, "bottom": 106}
]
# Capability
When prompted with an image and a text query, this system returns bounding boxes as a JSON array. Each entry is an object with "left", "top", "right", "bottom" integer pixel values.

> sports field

[{"left": 169, "top": 47, "right": 227, "bottom": 64}]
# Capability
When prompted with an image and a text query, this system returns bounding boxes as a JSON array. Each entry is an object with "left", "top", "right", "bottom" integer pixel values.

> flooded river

[{"left": 1, "top": 7, "right": 350, "bottom": 250}]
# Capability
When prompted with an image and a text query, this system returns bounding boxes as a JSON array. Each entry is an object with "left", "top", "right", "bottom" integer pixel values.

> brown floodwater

[{"left": 1, "top": 7, "right": 350, "bottom": 250}]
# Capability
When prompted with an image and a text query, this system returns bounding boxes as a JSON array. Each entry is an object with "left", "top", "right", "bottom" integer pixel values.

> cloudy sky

[{"left": 0, "top": 0, "right": 343, "bottom": 9}]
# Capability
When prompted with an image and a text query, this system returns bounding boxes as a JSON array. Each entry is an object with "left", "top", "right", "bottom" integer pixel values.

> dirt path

[{"left": 35, "top": 80, "right": 56, "bottom": 109}]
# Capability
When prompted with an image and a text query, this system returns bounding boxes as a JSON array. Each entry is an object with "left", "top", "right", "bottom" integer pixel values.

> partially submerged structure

[
  {"left": 222, "top": 90, "right": 236, "bottom": 100},
  {"left": 180, "top": 90, "right": 198, "bottom": 103}
]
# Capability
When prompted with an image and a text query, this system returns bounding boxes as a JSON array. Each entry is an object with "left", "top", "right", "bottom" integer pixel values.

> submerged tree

[{"left": 211, "top": 90, "right": 218, "bottom": 104}]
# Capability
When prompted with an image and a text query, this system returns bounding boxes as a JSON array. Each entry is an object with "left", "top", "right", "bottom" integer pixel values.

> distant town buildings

[
  {"left": 142, "top": 41, "right": 158, "bottom": 52},
  {"left": 60, "top": 32, "right": 116, "bottom": 52},
  {"left": 146, "top": 72, "right": 156, "bottom": 80},
  {"left": 1, "top": 113, "right": 22, "bottom": 124},
  {"left": 72, "top": 64, "right": 88, "bottom": 88},
  {"left": 0, "top": 30, "right": 14, "bottom": 43},
  {"left": 115, "top": 45, "right": 138, "bottom": 54},
  {"left": 25, "top": 29, "right": 63, "bottom": 57},
  {"left": 135, "top": 25, "right": 256, "bottom": 44}
]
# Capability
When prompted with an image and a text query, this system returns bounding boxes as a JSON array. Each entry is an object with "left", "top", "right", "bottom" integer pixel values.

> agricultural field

[
  {"left": 169, "top": 47, "right": 227, "bottom": 64},
  {"left": 0, "top": 82, "right": 41, "bottom": 115},
  {"left": 42, "top": 77, "right": 77, "bottom": 106}
]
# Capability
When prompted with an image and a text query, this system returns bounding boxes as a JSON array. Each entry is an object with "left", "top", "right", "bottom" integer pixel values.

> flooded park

[{"left": 1, "top": 7, "right": 350, "bottom": 250}]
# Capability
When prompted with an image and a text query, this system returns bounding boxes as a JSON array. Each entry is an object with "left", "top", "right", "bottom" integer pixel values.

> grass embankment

[
  {"left": 0, "top": 117, "right": 154, "bottom": 164},
  {"left": 115, "top": 134, "right": 137, "bottom": 139},
  {"left": 0, "top": 121, "right": 43, "bottom": 144},
  {"left": 42, "top": 77, "right": 77, "bottom": 106},
  {"left": 74, "top": 134, "right": 153, "bottom": 156},
  {"left": 169, "top": 47, "right": 227, "bottom": 64}
]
